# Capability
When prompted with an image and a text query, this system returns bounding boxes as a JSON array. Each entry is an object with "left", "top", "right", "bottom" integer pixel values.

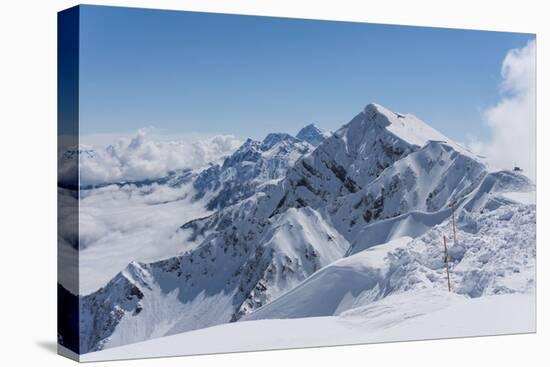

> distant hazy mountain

[{"left": 296, "top": 123, "right": 331, "bottom": 146}]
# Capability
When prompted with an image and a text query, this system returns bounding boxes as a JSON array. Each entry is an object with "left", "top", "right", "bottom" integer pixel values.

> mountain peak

[
  {"left": 299, "top": 123, "right": 320, "bottom": 130},
  {"left": 363, "top": 102, "right": 383, "bottom": 113},
  {"left": 363, "top": 102, "right": 405, "bottom": 125},
  {"left": 296, "top": 124, "right": 330, "bottom": 146},
  {"left": 262, "top": 133, "right": 301, "bottom": 149},
  {"left": 341, "top": 102, "right": 453, "bottom": 149}
]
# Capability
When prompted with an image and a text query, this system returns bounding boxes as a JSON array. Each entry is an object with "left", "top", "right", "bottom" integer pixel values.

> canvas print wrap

[{"left": 57, "top": 5, "right": 536, "bottom": 362}]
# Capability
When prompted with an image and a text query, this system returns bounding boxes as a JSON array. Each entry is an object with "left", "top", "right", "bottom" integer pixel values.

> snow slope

[
  {"left": 246, "top": 200, "right": 535, "bottom": 320},
  {"left": 501, "top": 190, "right": 536, "bottom": 205},
  {"left": 374, "top": 103, "right": 467, "bottom": 153},
  {"left": 82, "top": 290, "right": 535, "bottom": 361},
  {"left": 79, "top": 206, "right": 350, "bottom": 352},
  {"left": 244, "top": 237, "right": 413, "bottom": 319},
  {"left": 328, "top": 140, "right": 488, "bottom": 242}
]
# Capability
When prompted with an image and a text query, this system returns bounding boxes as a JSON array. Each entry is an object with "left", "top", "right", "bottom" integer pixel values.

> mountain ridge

[{"left": 73, "top": 102, "right": 535, "bottom": 353}]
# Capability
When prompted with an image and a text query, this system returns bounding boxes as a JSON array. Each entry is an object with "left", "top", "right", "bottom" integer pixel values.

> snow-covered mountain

[
  {"left": 79, "top": 205, "right": 349, "bottom": 353},
  {"left": 72, "top": 102, "right": 535, "bottom": 354},
  {"left": 192, "top": 132, "right": 314, "bottom": 210},
  {"left": 273, "top": 103, "right": 477, "bottom": 214},
  {"left": 72, "top": 127, "right": 324, "bottom": 296},
  {"left": 296, "top": 124, "right": 331, "bottom": 146},
  {"left": 245, "top": 200, "right": 535, "bottom": 320}
]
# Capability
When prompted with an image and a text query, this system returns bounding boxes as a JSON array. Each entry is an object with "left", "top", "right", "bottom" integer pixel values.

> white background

[{"left": 0, "top": 0, "right": 547, "bottom": 365}]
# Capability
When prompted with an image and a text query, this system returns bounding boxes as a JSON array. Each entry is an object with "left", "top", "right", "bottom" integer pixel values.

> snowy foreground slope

[
  {"left": 84, "top": 291, "right": 535, "bottom": 361},
  {"left": 69, "top": 103, "right": 535, "bottom": 356}
]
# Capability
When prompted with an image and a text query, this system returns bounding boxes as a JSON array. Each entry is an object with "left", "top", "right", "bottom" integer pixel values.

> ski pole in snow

[{"left": 443, "top": 236, "right": 452, "bottom": 292}]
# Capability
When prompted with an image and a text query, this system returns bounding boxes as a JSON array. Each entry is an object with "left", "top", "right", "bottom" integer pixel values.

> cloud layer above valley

[
  {"left": 470, "top": 40, "right": 536, "bottom": 180},
  {"left": 64, "top": 129, "right": 242, "bottom": 186}
]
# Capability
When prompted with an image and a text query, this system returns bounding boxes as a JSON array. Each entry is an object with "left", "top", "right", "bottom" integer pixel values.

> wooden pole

[{"left": 443, "top": 236, "right": 452, "bottom": 292}]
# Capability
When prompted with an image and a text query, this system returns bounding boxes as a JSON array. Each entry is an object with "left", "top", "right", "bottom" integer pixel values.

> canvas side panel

[{"left": 57, "top": 6, "right": 80, "bottom": 359}]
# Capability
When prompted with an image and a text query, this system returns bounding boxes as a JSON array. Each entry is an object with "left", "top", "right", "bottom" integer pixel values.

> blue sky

[{"left": 79, "top": 5, "right": 534, "bottom": 143}]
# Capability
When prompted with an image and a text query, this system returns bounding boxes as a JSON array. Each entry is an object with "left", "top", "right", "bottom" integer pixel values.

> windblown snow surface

[
  {"left": 83, "top": 291, "right": 534, "bottom": 361},
  {"left": 61, "top": 103, "right": 536, "bottom": 359}
]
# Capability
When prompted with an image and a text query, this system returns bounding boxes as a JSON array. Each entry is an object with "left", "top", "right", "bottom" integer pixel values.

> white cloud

[
  {"left": 79, "top": 128, "right": 225, "bottom": 148},
  {"left": 470, "top": 40, "right": 536, "bottom": 180},
  {"left": 60, "top": 129, "right": 242, "bottom": 186},
  {"left": 77, "top": 183, "right": 211, "bottom": 293}
]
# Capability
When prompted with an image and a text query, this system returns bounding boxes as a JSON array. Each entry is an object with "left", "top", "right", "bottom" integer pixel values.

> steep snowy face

[
  {"left": 339, "top": 103, "right": 455, "bottom": 151},
  {"left": 80, "top": 206, "right": 349, "bottom": 352},
  {"left": 331, "top": 141, "right": 488, "bottom": 239},
  {"left": 337, "top": 152, "right": 532, "bottom": 254},
  {"left": 245, "top": 200, "right": 536, "bottom": 321},
  {"left": 80, "top": 267, "right": 146, "bottom": 353},
  {"left": 193, "top": 134, "right": 313, "bottom": 210},
  {"left": 273, "top": 103, "right": 437, "bottom": 213},
  {"left": 366, "top": 103, "right": 452, "bottom": 148},
  {"left": 462, "top": 170, "right": 534, "bottom": 213},
  {"left": 296, "top": 124, "right": 331, "bottom": 146},
  {"left": 274, "top": 103, "right": 528, "bottom": 228},
  {"left": 232, "top": 207, "right": 349, "bottom": 318}
]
